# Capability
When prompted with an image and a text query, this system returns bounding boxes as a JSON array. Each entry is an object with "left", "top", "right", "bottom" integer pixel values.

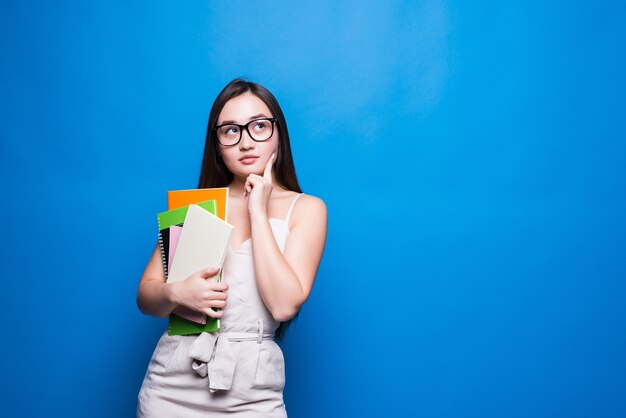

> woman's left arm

[
  {"left": 250, "top": 196, "right": 327, "bottom": 321},
  {"left": 245, "top": 155, "right": 328, "bottom": 321}
]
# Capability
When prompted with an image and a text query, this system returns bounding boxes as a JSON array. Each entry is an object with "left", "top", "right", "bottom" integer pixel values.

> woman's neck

[{"left": 228, "top": 176, "right": 247, "bottom": 198}]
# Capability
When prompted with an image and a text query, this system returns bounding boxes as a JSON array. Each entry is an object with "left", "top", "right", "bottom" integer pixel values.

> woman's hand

[
  {"left": 167, "top": 266, "right": 228, "bottom": 319},
  {"left": 244, "top": 152, "right": 275, "bottom": 218}
]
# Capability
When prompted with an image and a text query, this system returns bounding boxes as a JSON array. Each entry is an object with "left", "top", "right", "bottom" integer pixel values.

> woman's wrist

[
  {"left": 164, "top": 281, "right": 179, "bottom": 305},
  {"left": 249, "top": 210, "right": 268, "bottom": 223}
]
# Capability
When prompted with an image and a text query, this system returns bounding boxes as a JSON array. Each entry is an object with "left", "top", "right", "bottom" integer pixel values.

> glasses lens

[
  {"left": 217, "top": 125, "right": 240, "bottom": 146},
  {"left": 247, "top": 119, "right": 274, "bottom": 141}
]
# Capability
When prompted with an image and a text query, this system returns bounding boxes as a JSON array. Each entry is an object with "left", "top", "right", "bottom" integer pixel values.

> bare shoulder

[
  {"left": 290, "top": 193, "right": 327, "bottom": 229},
  {"left": 300, "top": 193, "right": 326, "bottom": 210}
]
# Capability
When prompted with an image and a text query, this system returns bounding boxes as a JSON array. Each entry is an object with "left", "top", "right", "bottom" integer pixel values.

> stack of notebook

[{"left": 157, "top": 188, "right": 234, "bottom": 336}]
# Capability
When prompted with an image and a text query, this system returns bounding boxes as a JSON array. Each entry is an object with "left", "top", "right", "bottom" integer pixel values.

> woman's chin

[{"left": 232, "top": 167, "right": 263, "bottom": 178}]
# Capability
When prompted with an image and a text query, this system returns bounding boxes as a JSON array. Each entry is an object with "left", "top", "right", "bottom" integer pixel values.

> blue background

[{"left": 2, "top": 1, "right": 625, "bottom": 417}]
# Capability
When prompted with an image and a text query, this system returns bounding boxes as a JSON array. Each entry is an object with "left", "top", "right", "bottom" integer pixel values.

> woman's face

[{"left": 216, "top": 92, "right": 279, "bottom": 179}]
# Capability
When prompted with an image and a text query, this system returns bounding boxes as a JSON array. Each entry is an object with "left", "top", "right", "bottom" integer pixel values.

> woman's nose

[{"left": 239, "top": 130, "right": 255, "bottom": 149}]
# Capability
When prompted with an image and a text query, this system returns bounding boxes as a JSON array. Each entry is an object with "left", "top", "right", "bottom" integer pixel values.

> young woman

[{"left": 136, "top": 79, "right": 327, "bottom": 417}]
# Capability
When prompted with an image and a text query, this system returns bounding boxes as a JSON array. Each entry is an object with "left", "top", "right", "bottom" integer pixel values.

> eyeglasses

[{"left": 213, "top": 117, "right": 277, "bottom": 146}]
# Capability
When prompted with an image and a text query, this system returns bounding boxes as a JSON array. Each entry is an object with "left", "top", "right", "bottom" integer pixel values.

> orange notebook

[{"left": 168, "top": 188, "right": 228, "bottom": 221}]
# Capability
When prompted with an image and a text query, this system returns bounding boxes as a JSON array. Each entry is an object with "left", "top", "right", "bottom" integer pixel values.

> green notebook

[{"left": 157, "top": 200, "right": 222, "bottom": 335}]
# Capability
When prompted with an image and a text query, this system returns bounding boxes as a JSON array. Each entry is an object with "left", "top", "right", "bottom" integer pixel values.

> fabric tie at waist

[{"left": 188, "top": 321, "right": 274, "bottom": 393}]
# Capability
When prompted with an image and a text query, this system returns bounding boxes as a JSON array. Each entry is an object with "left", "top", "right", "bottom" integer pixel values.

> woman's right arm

[{"left": 136, "top": 244, "right": 228, "bottom": 318}]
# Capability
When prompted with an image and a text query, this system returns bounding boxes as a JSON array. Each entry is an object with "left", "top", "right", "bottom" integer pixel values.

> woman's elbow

[
  {"left": 270, "top": 305, "right": 300, "bottom": 322},
  {"left": 136, "top": 293, "right": 168, "bottom": 318},
  {"left": 136, "top": 297, "right": 153, "bottom": 317},
  {"left": 270, "top": 290, "right": 311, "bottom": 321},
  {"left": 136, "top": 294, "right": 148, "bottom": 315}
]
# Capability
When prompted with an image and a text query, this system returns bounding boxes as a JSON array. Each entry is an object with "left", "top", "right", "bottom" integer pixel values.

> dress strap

[{"left": 285, "top": 193, "right": 304, "bottom": 225}]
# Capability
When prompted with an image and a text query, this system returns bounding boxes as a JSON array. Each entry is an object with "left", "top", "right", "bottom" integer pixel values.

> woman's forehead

[{"left": 218, "top": 92, "right": 271, "bottom": 124}]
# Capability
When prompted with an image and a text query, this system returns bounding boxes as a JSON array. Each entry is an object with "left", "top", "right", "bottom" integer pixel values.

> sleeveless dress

[{"left": 137, "top": 193, "right": 304, "bottom": 418}]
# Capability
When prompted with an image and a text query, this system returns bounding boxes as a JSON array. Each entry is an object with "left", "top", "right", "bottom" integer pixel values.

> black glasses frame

[{"left": 212, "top": 117, "right": 278, "bottom": 146}]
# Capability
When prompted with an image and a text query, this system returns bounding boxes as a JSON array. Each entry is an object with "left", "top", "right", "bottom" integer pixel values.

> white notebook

[{"left": 168, "top": 204, "right": 234, "bottom": 284}]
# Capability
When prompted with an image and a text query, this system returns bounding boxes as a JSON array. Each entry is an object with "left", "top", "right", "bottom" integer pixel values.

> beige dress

[{"left": 137, "top": 193, "right": 304, "bottom": 417}]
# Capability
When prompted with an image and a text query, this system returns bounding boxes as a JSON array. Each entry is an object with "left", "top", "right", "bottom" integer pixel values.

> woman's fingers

[
  {"left": 203, "top": 296, "right": 227, "bottom": 317},
  {"left": 175, "top": 268, "right": 228, "bottom": 315},
  {"left": 263, "top": 152, "right": 275, "bottom": 182},
  {"left": 196, "top": 266, "right": 221, "bottom": 279},
  {"left": 244, "top": 175, "right": 259, "bottom": 199},
  {"left": 209, "top": 281, "right": 228, "bottom": 292},
  {"left": 207, "top": 299, "right": 227, "bottom": 308},
  {"left": 205, "top": 308, "right": 224, "bottom": 319},
  {"left": 244, "top": 172, "right": 272, "bottom": 206},
  {"left": 208, "top": 289, "right": 228, "bottom": 300},
  {"left": 245, "top": 174, "right": 262, "bottom": 194}
]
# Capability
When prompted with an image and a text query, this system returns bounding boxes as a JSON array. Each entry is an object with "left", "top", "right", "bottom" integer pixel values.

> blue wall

[{"left": 1, "top": 1, "right": 625, "bottom": 417}]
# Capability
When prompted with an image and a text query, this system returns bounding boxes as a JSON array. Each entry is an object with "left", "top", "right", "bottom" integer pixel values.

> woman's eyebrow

[{"left": 219, "top": 113, "right": 269, "bottom": 125}]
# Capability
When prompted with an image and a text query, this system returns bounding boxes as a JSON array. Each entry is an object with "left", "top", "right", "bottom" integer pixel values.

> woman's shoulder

[
  {"left": 290, "top": 192, "right": 327, "bottom": 227},
  {"left": 275, "top": 189, "right": 325, "bottom": 208},
  {"left": 297, "top": 193, "right": 326, "bottom": 210}
]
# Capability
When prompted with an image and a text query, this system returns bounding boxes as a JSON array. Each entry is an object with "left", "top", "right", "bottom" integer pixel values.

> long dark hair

[{"left": 198, "top": 78, "right": 301, "bottom": 339}]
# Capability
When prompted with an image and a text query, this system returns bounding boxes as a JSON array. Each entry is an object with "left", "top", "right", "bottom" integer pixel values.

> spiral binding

[{"left": 157, "top": 216, "right": 169, "bottom": 280}]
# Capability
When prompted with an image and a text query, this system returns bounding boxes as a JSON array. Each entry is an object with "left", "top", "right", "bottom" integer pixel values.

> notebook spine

[{"left": 157, "top": 216, "right": 169, "bottom": 280}]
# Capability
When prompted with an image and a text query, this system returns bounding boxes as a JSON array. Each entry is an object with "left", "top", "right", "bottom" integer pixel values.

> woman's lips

[{"left": 239, "top": 156, "right": 258, "bottom": 165}]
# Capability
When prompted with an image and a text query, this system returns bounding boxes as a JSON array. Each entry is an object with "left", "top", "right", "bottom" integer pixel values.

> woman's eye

[
  {"left": 254, "top": 121, "right": 268, "bottom": 131},
  {"left": 226, "top": 126, "right": 239, "bottom": 135}
]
